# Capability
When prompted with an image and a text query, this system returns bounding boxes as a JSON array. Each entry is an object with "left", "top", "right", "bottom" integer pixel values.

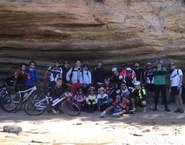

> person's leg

[
  {"left": 161, "top": 85, "right": 170, "bottom": 111},
  {"left": 141, "top": 100, "right": 147, "bottom": 112},
  {"left": 130, "top": 98, "right": 136, "bottom": 111},
  {"left": 154, "top": 85, "right": 160, "bottom": 110},
  {"left": 178, "top": 86, "right": 184, "bottom": 113}
]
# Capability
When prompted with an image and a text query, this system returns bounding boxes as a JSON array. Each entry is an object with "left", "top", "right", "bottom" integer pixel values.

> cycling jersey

[
  {"left": 48, "top": 66, "right": 63, "bottom": 82},
  {"left": 144, "top": 69, "right": 154, "bottom": 84}
]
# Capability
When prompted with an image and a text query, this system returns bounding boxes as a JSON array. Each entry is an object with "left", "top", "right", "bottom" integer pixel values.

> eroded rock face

[{"left": 0, "top": 0, "right": 185, "bottom": 78}]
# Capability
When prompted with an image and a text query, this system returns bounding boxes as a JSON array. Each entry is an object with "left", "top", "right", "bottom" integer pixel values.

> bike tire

[
  {"left": 24, "top": 99, "right": 47, "bottom": 116},
  {"left": 60, "top": 100, "right": 81, "bottom": 116},
  {"left": 0, "top": 93, "right": 20, "bottom": 113}
]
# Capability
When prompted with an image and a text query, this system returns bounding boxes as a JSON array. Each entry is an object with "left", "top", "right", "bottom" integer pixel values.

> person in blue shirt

[{"left": 26, "top": 61, "right": 39, "bottom": 89}]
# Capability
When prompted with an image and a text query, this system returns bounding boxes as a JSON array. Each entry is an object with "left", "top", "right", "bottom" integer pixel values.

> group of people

[{"left": 12, "top": 59, "right": 184, "bottom": 116}]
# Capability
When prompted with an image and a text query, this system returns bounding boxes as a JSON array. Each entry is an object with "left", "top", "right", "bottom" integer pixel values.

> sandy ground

[{"left": 0, "top": 104, "right": 185, "bottom": 145}]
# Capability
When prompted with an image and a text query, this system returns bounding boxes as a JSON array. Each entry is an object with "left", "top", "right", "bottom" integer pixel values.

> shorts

[
  {"left": 146, "top": 84, "right": 155, "bottom": 92},
  {"left": 171, "top": 86, "right": 182, "bottom": 96},
  {"left": 135, "top": 99, "right": 146, "bottom": 107}
]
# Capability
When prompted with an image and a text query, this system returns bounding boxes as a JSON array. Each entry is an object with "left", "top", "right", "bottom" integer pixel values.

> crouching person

[
  {"left": 49, "top": 78, "right": 63, "bottom": 114},
  {"left": 97, "top": 87, "right": 111, "bottom": 111},
  {"left": 100, "top": 83, "right": 131, "bottom": 117},
  {"left": 74, "top": 88, "right": 86, "bottom": 111},
  {"left": 86, "top": 87, "right": 97, "bottom": 113},
  {"left": 130, "top": 81, "right": 147, "bottom": 113}
]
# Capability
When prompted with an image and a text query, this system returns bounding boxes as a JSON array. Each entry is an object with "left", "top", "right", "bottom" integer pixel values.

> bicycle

[
  {"left": 1, "top": 86, "right": 40, "bottom": 113},
  {"left": 24, "top": 94, "right": 81, "bottom": 116},
  {"left": 0, "top": 77, "right": 15, "bottom": 112}
]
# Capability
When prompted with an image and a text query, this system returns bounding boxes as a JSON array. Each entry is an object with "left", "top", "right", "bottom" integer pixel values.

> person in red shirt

[
  {"left": 119, "top": 65, "right": 136, "bottom": 89},
  {"left": 14, "top": 63, "right": 31, "bottom": 92}
]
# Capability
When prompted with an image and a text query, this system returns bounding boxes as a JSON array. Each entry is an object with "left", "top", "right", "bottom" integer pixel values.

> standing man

[
  {"left": 26, "top": 61, "right": 39, "bottom": 89},
  {"left": 153, "top": 60, "right": 170, "bottom": 111},
  {"left": 93, "top": 60, "right": 105, "bottom": 89},
  {"left": 44, "top": 60, "right": 63, "bottom": 88},
  {"left": 133, "top": 62, "right": 144, "bottom": 85},
  {"left": 62, "top": 61, "right": 71, "bottom": 92},
  {"left": 66, "top": 60, "right": 83, "bottom": 94},
  {"left": 119, "top": 65, "right": 136, "bottom": 89},
  {"left": 169, "top": 62, "right": 184, "bottom": 113},
  {"left": 110, "top": 67, "right": 122, "bottom": 88}
]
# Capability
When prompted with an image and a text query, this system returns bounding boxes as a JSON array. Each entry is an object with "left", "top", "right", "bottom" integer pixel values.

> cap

[
  {"left": 88, "top": 86, "right": 95, "bottom": 91},
  {"left": 112, "top": 67, "right": 118, "bottom": 72},
  {"left": 156, "top": 59, "right": 163, "bottom": 64},
  {"left": 146, "top": 62, "right": 152, "bottom": 66},
  {"left": 134, "top": 81, "right": 141, "bottom": 86},
  {"left": 169, "top": 62, "right": 175, "bottom": 67},
  {"left": 126, "top": 67, "right": 132, "bottom": 71}
]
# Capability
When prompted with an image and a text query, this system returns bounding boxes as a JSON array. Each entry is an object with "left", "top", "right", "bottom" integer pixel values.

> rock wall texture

[{"left": 0, "top": 0, "right": 185, "bottom": 78}]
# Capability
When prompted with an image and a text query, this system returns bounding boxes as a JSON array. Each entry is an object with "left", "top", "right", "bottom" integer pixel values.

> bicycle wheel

[
  {"left": 60, "top": 100, "right": 81, "bottom": 116},
  {"left": 24, "top": 99, "right": 47, "bottom": 116},
  {"left": 0, "top": 93, "right": 20, "bottom": 113}
]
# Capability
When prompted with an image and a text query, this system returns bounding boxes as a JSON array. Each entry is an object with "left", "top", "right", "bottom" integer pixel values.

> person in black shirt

[
  {"left": 133, "top": 62, "right": 144, "bottom": 85},
  {"left": 49, "top": 78, "right": 63, "bottom": 113},
  {"left": 62, "top": 61, "right": 70, "bottom": 91},
  {"left": 110, "top": 67, "right": 122, "bottom": 88},
  {"left": 92, "top": 60, "right": 105, "bottom": 89}
]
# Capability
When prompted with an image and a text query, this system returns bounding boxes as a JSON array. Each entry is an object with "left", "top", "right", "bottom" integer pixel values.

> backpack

[
  {"left": 69, "top": 67, "right": 84, "bottom": 81},
  {"left": 171, "top": 69, "right": 180, "bottom": 78}
]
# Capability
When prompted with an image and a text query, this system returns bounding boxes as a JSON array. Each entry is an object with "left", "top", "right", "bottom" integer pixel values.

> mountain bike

[
  {"left": 24, "top": 94, "right": 81, "bottom": 116},
  {"left": 1, "top": 86, "right": 40, "bottom": 113},
  {"left": 0, "top": 78, "right": 15, "bottom": 112}
]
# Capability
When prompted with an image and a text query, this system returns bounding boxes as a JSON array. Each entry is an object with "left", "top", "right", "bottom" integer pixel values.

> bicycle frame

[
  {"left": 17, "top": 86, "right": 37, "bottom": 102},
  {"left": 34, "top": 95, "right": 66, "bottom": 109}
]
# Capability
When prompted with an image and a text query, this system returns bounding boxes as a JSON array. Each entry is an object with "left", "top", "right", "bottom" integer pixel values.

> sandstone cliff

[{"left": 0, "top": 0, "right": 185, "bottom": 78}]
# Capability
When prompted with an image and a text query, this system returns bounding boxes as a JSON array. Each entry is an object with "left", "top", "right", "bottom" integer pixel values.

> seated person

[
  {"left": 130, "top": 81, "right": 147, "bottom": 113},
  {"left": 86, "top": 86, "right": 97, "bottom": 113},
  {"left": 103, "top": 78, "right": 114, "bottom": 100},
  {"left": 49, "top": 78, "right": 63, "bottom": 113},
  {"left": 74, "top": 88, "right": 86, "bottom": 111},
  {"left": 64, "top": 86, "right": 73, "bottom": 102},
  {"left": 100, "top": 83, "right": 131, "bottom": 117},
  {"left": 97, "top": 87, "right": 111, "bottom": 111},
  {"left": 115, "top": 82, "right": 130, "bottom": 100}
]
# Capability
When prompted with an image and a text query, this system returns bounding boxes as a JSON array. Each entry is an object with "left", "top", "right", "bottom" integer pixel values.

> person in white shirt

[
  {"left": 66, "top": 60, "right": 83, "bottom": 94},
  {"left": 169, "top": 62, "right": 184, "bottom": 113}
]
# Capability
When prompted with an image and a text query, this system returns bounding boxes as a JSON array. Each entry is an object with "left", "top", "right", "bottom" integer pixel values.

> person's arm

[
  {"left": 66, "top": 68, "right": 72, "bottom": 82},
  {"left": 89, "top": 71, "right": 92, "bottom": 85},
  {"left": 35, "top": 71, "right": 39, "bottom": 81},
  {"left": 25, "top": 72, "right": 31, "bottom": 79},
  {"left": 179, "top": 70, "right": 183, "bottom": 86},
  {"left": 44, "top": 70, "right": 48, "bottom": 81},
  {"left": 13, "top": 71, "right": 20, "bottom": 79},
  {"left": 59, "top": 68, "right": 63, "bottom": 79}
]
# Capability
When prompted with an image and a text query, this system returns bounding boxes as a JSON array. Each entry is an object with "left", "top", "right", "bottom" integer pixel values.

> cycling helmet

[
  {"left": 134, "top": 81, "right": 141, "bottom": 86},
  {"left": 156, "top": 59, "right": 163, "bottom": 64}
]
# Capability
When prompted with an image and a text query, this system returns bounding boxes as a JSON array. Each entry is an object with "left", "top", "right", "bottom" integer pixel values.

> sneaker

[
  {"left": 112, "top": 111, "right": 122, "bottom": 116},
  {"left": 174, "top": 108, "right": 180, "bottom": 113},
  {"left": 179, "top": 108, "right": 184, "bottom": 113},
  {"left": 100, "top": 112, "right": 106, "bottom": 118},
  {"left": 130, "top": 107, "right": 136, "bottom": 112},
  {"left": 142, "top": 107, "right": 147, "bottom": 113},
  {"left": 164, "top": 107, "right": 170, "bottom": 112}
]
